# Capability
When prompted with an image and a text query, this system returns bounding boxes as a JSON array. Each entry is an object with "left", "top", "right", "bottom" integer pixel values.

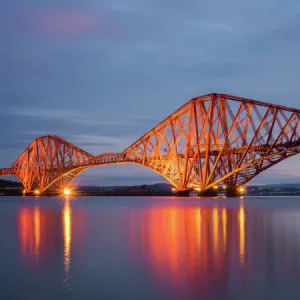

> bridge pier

[
  {"left": 172, "top": 190, "right": 190, "bottom": 197},
  {"left": 24, "top": 191, "right": 38, "bottom": 196},
  {"left": 23, "top": 190, "right": 63, "bottom": 196},
  {"left": 196, "top": 188, "right": 218, "bottom": 197},
  {"left": 226, "top": 186, "right": 245, "bottom": 197}
]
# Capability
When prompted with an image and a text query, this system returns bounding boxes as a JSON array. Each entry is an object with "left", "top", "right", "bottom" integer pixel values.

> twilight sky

[{"left": 1, "top": 0, "right": 300, "bottom": 186}]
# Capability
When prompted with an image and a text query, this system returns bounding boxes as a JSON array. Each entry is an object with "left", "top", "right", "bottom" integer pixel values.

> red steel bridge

[{"left": 1, "top": 93, "right": 300, "bottom": 195}]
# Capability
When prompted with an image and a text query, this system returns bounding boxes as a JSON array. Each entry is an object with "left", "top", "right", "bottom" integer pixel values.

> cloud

[
  {"left": 25, "top": 7, "right": 106, "bottom": 38},
  {"left": 0, "top": 107, "right": 159, "bottom": 161},
  {"left": 2, "top": 105, "right": 85, "bottom": 119}
]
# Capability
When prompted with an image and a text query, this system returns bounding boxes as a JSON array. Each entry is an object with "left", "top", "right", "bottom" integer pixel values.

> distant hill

[
  {"left": 78, "top": 183, "right": 173, "bottom": 192},
  {"left": 0, "top": 179, "right": 22, "bottom": 188},
  {"left": 0, "top": 179, "right": 173, "bottom": 196},
  {"left": 248, "top": 183, "right": 300, "bottom": 188}
]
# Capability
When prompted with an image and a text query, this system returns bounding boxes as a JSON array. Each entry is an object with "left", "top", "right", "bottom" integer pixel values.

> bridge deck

[{"left": 1, "top": 141, "right": 298, "bottom": 176}]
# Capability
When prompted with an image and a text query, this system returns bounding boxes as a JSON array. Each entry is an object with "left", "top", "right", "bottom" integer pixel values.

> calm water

[{"left": 0, "top": 196, "right": 300, "bottom": 300}]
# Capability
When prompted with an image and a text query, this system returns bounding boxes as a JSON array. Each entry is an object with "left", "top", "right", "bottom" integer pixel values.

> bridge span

[{"left": 1, "top": 93, "right": 300, "bottom": 195}]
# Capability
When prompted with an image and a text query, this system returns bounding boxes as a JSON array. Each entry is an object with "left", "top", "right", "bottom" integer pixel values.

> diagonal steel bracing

[{"left": 1, "top": 93, "right": 300, "bottom": 193}]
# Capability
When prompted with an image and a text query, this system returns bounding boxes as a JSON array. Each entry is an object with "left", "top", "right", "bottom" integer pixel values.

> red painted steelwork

[{"left": 1, "top": 94, "right": 300, "bottom": 193}]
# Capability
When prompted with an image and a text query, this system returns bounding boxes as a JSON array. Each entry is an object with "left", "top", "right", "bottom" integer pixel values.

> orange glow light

[
  {"left": 63, "top": 199, "right": 72, "bottom": 273},
  {"left": 239, "top": 187, "right": 246, "bottom": 193},
  {"left": 64, "top": 188, "right": 72, "bottom": 196},
  {"left": 239, "top": 202, "right": 245, "bottom": 265}
]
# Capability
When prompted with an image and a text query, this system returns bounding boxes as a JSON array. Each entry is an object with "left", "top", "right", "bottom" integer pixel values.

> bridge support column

[
  {"left": 196, "top": 188, "right": 218, "bottom": 197},
  {"left": 172, "top": 190, "right": 190, "bottom": 197}
]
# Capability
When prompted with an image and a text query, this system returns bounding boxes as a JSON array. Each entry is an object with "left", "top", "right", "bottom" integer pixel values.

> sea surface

[{"left": 0, "top": 196, "right": 300, "bottom": 300}]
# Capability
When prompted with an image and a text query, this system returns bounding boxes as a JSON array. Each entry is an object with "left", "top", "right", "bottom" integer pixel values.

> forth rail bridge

[{"left": 1, "top": 93, "right": 300, "bottom": 197}]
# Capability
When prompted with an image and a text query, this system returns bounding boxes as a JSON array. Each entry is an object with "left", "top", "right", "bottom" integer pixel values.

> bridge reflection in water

[
  {"left": 19, "top": 206, "right": 41, "bottom": 263},
  {"left": 17, "top": 200, "right": 84, "bottom": 288},
  {"left": 14, "top": 198, "right": 300, "bottom": 298},
  {"left": 62, "top": 199, "right": 72, "bottom": 287},
  {"left": 127, "top": 201, "right": 247, "bottom": 296}
]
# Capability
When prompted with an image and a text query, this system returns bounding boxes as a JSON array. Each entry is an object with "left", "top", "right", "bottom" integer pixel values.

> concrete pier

[
  {"left": 226, "top": 186, "right": 245, "bottom": 197},
  {"left": 173, "top": 190, "right": 190, "bottom": 197},
  {"left": 196, "top": 188, "right": 218, "bottom": 197}
]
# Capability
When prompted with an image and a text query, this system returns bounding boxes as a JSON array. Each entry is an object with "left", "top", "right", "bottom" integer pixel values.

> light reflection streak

[
  {"left": 213, "top": 208, "right": 219, "bottom": 256},
  {"left": 19, "top": 208, "right": 31, "bottom": 258},
  {"left": 169, "top": 208, "right": 180, "bottom": 280},
  {"left": 222, "top": 208, "right": 227, "bottom": 251},
  {"left": 63, "top": 199, "right": 72, "bottom": 275},
  {"left": 196, "top": 208, "right": 201, "bottom": 252},
  {"left": 239, "top": 201, "right": 245, "bottom": 265},
  {"left": 34, "top": 206, "right": 40, "bottom": 259},
  {"left": 17, "top": 198, "right": 82, "bottom": 289},
  {"left": 136, "top": 206, "right": 233, "bottom": 290},
  {"left": 19, "top": 206, "right": 41, "bottom": 264}
]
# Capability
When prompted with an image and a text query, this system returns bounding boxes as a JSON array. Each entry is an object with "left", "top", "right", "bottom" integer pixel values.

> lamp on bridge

[
  {"left": 34, "top": 189, "right": 40, "bottom": 196},
  {"left": 238, "top": 187, "right": 246, "bottom": 194},
  {"left": 63, "top": 188, "right": 72, "bottom": 196}
]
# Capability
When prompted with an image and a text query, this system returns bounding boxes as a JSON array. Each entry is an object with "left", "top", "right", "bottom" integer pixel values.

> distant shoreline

[{"left": 1, "top": 179, "right": 300, "bottom": 197}]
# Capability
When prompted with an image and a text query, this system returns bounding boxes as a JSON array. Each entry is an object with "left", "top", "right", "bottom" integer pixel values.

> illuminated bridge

[{"left": 1, "top": 93, "right": 300, "bottom": 196}]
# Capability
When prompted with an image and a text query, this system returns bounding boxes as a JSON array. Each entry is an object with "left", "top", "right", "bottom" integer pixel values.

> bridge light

[
  {"left": 22, "top": 189, "right": 26, "bottom": 195},
  {"left": 213, "top": 185, "right": 219, "bottom": 190},
  {"left": 194, "top": 187, "right": 201, "bottom": 192},
  {"left": 222, "top": 185, "right": 227, "bottom": 190},
  {"left": 238, "top": 187, "right": 246, "bottom": 193},
  {"left": 64, "top": 188, "right": 71, "bottom": 196},
  {"left": 34, "top": 189, "right": 40, "bottom": 196}
]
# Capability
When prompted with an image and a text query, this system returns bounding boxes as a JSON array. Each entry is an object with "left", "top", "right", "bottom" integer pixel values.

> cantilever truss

[
  {"left": 6, "top": 136, "right": 93, "bottom": 192},
  {"left": 124, "top": 94, "right": 300, "bottom": 190},
  {"left": 1, "top": 94, "right": 300, "bottom": 192}
]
